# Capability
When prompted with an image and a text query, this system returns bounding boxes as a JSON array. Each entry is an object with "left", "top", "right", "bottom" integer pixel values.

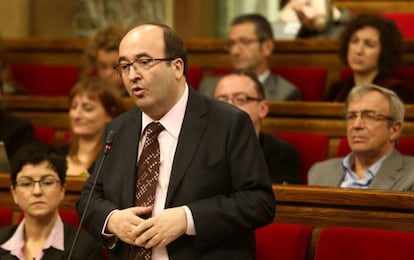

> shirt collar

[
  {"left": 141, "top": 83, "right": 189, "bottom": 140},
  {"left": 1, "top": 215, "right": 65, "bottom": 259},
  {"left": 258, "top": 70, "right": 271, "bottom": 84}
]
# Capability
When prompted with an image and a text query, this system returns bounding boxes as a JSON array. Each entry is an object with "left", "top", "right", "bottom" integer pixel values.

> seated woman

[
  {"left": 0, "top": 142, "right": 103, "bottom": 259},
  {"left": 325, "top": 14, "right": 414, "bottom": 103},
  {"left": 65, "top": 77, "right": 124, "bottom": 177}
]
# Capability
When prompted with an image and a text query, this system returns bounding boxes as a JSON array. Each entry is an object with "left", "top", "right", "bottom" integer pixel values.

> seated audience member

[
  {"left": 0, "top": 36, "right": 26, "bottom": 95},
  {"left": 309, "top": 84, "right": 414, "bottom": 191},
  {"left": 199, "top": 13, "right": 301, "bottom": 101},
  {"left": 84, "top": 24, "right": 128, "bottom": 96},
  {"left": 64, "top": 77, "right": 124, "bottom": 176},
  {"left": 325, "top": 14, "right": 414, "bottom": 103},
  {"left": 0, "top": 83, "right": 35, "bottom": 159},
  {"left": 0, "top": 142, "right": 103, "bottom": 259},
  {"left": 214, "top": 69, "right": 301, "bottom": 184},
  {"left": 278, "top": 0, "right": 351, "bottom": 38}
]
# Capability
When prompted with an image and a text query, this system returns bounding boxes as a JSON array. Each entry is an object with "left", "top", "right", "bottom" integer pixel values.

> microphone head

[{"left": 105, "top": 130, "right": 116, "bottom": 145}]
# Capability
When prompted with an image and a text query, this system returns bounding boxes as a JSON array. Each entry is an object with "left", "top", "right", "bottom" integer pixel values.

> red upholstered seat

[
  {"left": 9, "top": 64, "right": 80, "bottom": 96},
  {"left": 34, "top": 126, "right": 56, "bottom": 145},
  {"left": 0, "top": 208, "right": 13, "bottom": 227},
  {"left": 337, "top": 137, "right": 414, "bottom": 157},
  {"left": 186, "top": 66, "right": 203, "bottom": 90},
  {"left": 271, "top": 66, "right": 328, "bottom": 101},
  {"left": 256, "top": 223, "right": 313, "bottom": 260},
  {"left": 274, "top": 133, "right": 329, "bottom": 184},
  {"left": 382, "top": 12, "right": 414, "bottom": 39},
  {"left": 211, "top": 66, "right": 328, "bottom": 101},
  {"left": 314, "top": 226, "right": 414, "bottom": 260}
]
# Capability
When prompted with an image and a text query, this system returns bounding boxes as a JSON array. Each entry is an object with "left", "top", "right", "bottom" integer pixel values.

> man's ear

[
  {"left": 390, "top": 121, "right": 403, "bottom": 141},
  {"left": 259, "top": 100, "right": 269, "bottom": 119}
]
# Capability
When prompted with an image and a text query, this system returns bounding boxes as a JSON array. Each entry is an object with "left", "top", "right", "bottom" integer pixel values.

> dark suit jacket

[
  {"left": 0, "top": 110, "right": 36, "bottom": 159},
  {"left": 77, "top": 87, "right": 275, "bottom": 259},
  {"left": 259, "top": 133, "right": 301, "bottom": 184},
  {"left": 199, "top": 73, "right": 302, "bottom": 101},
  {"left": 325, "top": 74, "right": 414, "bottom": 103},
  {"left": 308, "top": 150, "right": 414, "bottom": 191},
  {"left": 0, "top": 223, "right": 103, "bottom": 260}
]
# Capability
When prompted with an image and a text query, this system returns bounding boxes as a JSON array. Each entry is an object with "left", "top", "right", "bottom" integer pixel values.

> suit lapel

[
  {"left": 330, "top": 161, "right": 345, "bottom": 186},
  {"left": 370, "top": 150, "right": 404, "bottom": 190},
  {"left": 121, "top": 109, "right": 142, "bottom": 207},
  {"left": 165, "top": 89, "right": 208, "bottom": 206}
]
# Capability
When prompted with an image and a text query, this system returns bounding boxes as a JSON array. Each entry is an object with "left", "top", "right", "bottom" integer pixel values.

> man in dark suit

[
  {"left": 214, "top": 69, "right": 301, "bottom": 184},
  {"left": 199, "top": 14, "right": 301, "bottom": 101},
  {"left": 77, "top": 23, "right": 275, "bottom": 259},
  {"left": 309, "top": 84, "right": 414, "bottom": 191}
]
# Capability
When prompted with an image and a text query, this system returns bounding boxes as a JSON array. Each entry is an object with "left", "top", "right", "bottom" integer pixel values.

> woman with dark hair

[
  {"left": 64, "top": 77, "right": 125, "bottom": 176},
  {"left": 325, "top": 13, "right": 414, "bottom": 103}
]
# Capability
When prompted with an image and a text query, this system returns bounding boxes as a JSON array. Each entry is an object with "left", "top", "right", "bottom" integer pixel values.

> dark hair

[
  {"left": 339, "top": 13, "right": 403, "bottom": 76},
  {"left": 10, "top": 142, "right": 67, "bottom": 186},
  {"left": 223, "top": 69, "right": 266, "bottom": 99},
  {"left": 140, "top": 22, "right": 188, "bottom": 76},
  {"left": 231, "top": 14, "right": 274, "bottom": 40}
]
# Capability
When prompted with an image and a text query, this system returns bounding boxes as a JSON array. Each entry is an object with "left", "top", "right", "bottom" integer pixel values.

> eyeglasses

[
  {"left": 216, "top": 93, "right": 263, "bottom": 106},
  {"left": 15, "top": 177, "right": 60, "bottom": 191},
  {"left": 224, "top": 38, "right": 263, "bottom": 51},
  {"left": 344, "top": 110, "right": 393, "bottom": 124},
  {"left": 113, "top": 57, "right": 176, "bottom": 76}
]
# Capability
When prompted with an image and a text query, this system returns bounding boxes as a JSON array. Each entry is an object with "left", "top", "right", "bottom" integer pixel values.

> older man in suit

[
  {"left": 308, "top": 84, "right": 414, "bottom": 191},
  {"left": 199, "top": 14, "right": 301, "bottom": 101},
  {"left": 77, "top": 22, "right": 275, "bottom": 259}
]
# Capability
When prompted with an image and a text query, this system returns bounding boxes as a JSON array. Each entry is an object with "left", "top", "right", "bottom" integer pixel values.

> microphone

[{"left": 67, "top": 130, "right": 116, "bottom": 260}]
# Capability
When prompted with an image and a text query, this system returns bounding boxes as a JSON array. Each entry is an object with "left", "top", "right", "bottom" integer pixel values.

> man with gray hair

[{"left": 308, "top": 84, "right": 414, "bottom": 191}]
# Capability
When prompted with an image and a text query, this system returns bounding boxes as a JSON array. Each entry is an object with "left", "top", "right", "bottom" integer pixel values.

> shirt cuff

[
  {"left": 101, "top": 209, "right": 119, "bottom": 249},
  {"left": 182, "top": 206, "right": 196, "bottom": 235}
]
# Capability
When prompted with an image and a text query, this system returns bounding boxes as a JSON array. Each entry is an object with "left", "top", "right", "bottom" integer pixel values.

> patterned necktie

[{"left": 130, "top": 122, "right": 164, "bottom": 260}]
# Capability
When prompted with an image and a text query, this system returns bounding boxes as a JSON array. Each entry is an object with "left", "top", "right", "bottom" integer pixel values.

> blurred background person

[
  {"left": 83, "top": 24, "right": 128, "bottom": 96},
  {"left": 214, "top": 69, "right": 301, "bottom": 184},
  {"left": 64, "top": 77, "right": 124, "bottom": 177},
  {"left": 199, "top": 13, "right": 301, "bottom": 101},
  {"left": 0, "top": 81, "right": 35, "bottom": 159},
  {"left": 0, "top": 142, "right": 103, "bottom": 259},
  {"left": 325, "top": 14, "right": 414, "bottom": 103},
  {"left": 0, "top": 36, "right": 26, "bottom": 95}
]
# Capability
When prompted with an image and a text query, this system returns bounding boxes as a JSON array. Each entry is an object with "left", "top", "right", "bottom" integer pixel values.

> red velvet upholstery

[
  {"left": 314, "top": 226, "right": 414, "bottom": 260},
  {"left": 337, "top": 137, "right": 414, "bottom": 157},
  {"left": 211, "top": 66, "right": 328, "bottom": 101},
  {"left": 186, "top": 66, "right": 203, "bottom": 90},
  {"left": 256, "top": 223, "right": 313, "bottom": 260},
  {"left": 274, "top": 133, "right": 329, "bottom": 184},
  {"left": 382, "top": 12, "right": 414, "bottom": 39},
  {"left": 0, "top": 208, "right": 13, "bottom": 227},
  {"left": 271, "top": 66, "right": 328, "bottom": 101},
  {"left": 34, "top": 126, "right": 56, "bottom": 145},
  {"left": 9, "top": 64, "right": 80, "bottom": 96}
]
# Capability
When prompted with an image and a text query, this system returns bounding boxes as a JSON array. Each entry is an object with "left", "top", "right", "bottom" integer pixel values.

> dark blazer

[
  {"left": 199, "top": 73, "right": 302, "bottom": 101},
  {"left": 259, "top": 133, "right": 301, "bottom": 184},
  {"left": 77, "top": 87, "right": 275, "bottom": 259},
  {"left": 308, "top": 150, "right": 414, "bottom": 191},
  {"left": 0, "top": 223, "right": 103, "bottom": 260},
  {"left": 325, "top": 74, "right": 414, "bottom": 103},
  {"left": 0, "top": 110, "right": 36, "bottom": 159}
]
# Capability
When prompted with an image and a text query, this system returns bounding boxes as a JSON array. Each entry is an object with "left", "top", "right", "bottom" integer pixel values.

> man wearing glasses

[
  {"left": 214, "top": 69, "right": 301, "bottom": 184},
  {"left": 199, "top": 13, "right": 301, "bottom": 101},
  {"left": 308, "top": 84, "right": 414, "bottom": 191}
]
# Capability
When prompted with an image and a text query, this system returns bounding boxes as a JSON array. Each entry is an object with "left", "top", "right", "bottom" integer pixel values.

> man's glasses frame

[
  {"left": 344, "top": 110, "right": 393, "bottom": 124},
  {"left": 113, "top": 57, "right": 176, "bottom": 76}
]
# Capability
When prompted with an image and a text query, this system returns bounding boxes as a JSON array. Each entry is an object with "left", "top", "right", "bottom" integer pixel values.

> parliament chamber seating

[
  {"left": 256, "top": 223, "right": 313, "bottom": 260},
  {"left": 314, "top": 226, "right": 414, "bottom": 260},
  {"left": 9, "top": 64, "right": 80, "bottom": 96},
  {"left": 274, "top": 133, "right": 329, "bottom": 184},
  {"left": 34, "top": 126, "right": 56, "bottom": 145},
  {"left": 0, "top": 207, "right": 13, "bottom": 227},
  {"left": 186, "top": 66, "right": 203, "bottom": 90},
  {"left": 382, "top": 12, "right": 414, "bottom": 39}
]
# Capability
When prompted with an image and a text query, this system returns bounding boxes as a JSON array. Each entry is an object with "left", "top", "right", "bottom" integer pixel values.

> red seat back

[
  {"left": 382, "top": 12, "right": 414, "bottom": 39},
  {"left": 10, "top": 64, "right": 80, "bottom": 96},
  {"left": 256, "top": 223, "right": 313, "bottom": 260},
  {"left": 274, "top": 133, "right": 329, "bottom": 184},
  {"left": 34, "top": 127, "right": 56, "bottom": 145},
  {"left": 186, "top": 66, "right": 203, "bottom": 90},
  {"left": 315, "top": 226, "right": 414, "bottom": 260},
  {"left": 0, "top": 208, "right": 13, "bottom": 227}
]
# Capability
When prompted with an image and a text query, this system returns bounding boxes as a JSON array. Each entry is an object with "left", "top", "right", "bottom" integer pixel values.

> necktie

[{"left": 130, "top": 122, "right": 164, "bottom": 260}]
